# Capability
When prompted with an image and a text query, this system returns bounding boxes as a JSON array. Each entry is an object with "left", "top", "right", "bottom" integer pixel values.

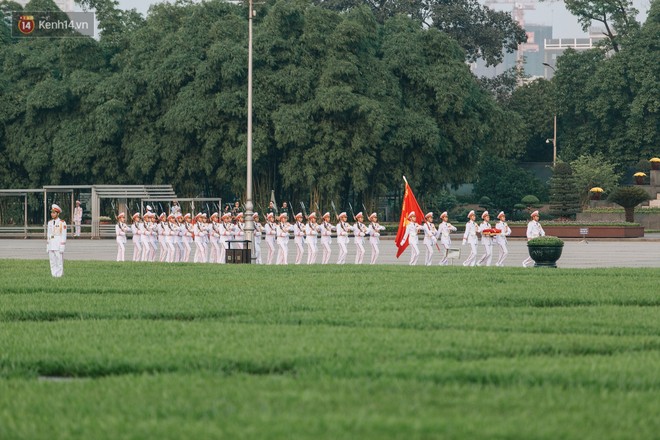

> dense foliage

[
  {"left": 0, "top": 0, "right": 525, "bottom": 208},
  {"left": 608, "top": 185, "right": 651, "bottom": 222},
  {"left": 549, "top": 162, "right": 580, "bottom": 219}
]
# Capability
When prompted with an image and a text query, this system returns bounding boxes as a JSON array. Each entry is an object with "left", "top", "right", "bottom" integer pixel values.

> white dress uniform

[
  {"left": 477, "top": 220, "right": 493, "bottom": 266},
  {"left": 422, "top": 218, "right": 438, "bottom": 266},
  {"left": 218, "top": 218, "right": 234, "bottom": 264},
  {"left": 193, "top": 219, "right": 208, "bottom": 263},
  {"left": 320, "top": 216, "right": 335, "bottom": 265},
  {"left": 400, "top": 221, "right": 421, "bottom": 266},
  {"left": 149, "top": 219, "right": 159, "bottom": 262},
  {"left": 131, "top": 217, "right": 142, "bottom": 262},
  {"left": 436, "top": 218, "right": 457, "bottom": 266},
  {"left": 366, "top": 217, "right": 385, "bottom": 265},
  {"left": 523, "top": 214, "right": 545, "bottom": 267},
  {"left": 157, "top": 218, "right": 168, "bottom": 262},
  {"left": 264, "top": 217, "right": 278, "bottom": 265},
  {"left": 234, "top": 219, "right": 246, "bottom": 249},
  {"left": 277, "top": 221, "right": 291, "bottom": 265},
  {"left": 208, "top": 219, "right": 221, "bottom": 264},
  {"left": 353, "top": 220, "right": 367, "bottom": 264},
  {"left": 293, "top": 218, "right": 306, "bottom": 265},
  {"left": 141, "top": 220, "right": 155, "bottom": 262},
  {"left": 495, "top": 216, "right": 512, "bottom": 266},
  {"left": 47, "top": 206, "right": 67, "bottom": 277},
  {"left": 166, "top": 220, "right": 178, "bottom": 263},
  {"left": 462, "top": 215, "right": 478, "bottom": 267},
  {"left": 253, "top": 217, "right": 263, "bottom": 264},
  {"left": 305, "top": 218, "right": 319, "bottom": 265},
  {"left": 175, "top": 220, "right": 185, "bottom": 262},
  {"left": 73, "top": 204, "right": 82, "bottom": 237},
  {"left": 336, "top": 218, "right": 351, "bottom": 265},
  {"left": 115, "top": 219, "right": 128, "bottom": 262}
]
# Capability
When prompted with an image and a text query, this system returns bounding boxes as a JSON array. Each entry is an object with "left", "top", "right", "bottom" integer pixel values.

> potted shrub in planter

[
  {"left": 633, "top": 172, "right": 647, "bottom": 185},
  {"left": 527, "top": 236, "right": 564, "bottom": 268},
  {"left": 589, "top": 187, "right": 604, "bottom": 200}
]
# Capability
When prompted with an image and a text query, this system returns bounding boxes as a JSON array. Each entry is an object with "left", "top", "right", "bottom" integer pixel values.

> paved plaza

[{"left": 1, "top": 236, "right": 658, "bottom": 268}]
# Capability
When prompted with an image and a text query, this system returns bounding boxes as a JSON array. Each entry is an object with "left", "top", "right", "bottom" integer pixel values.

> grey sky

[{"left": 114, "top": 0, "right": 651, "bottom": 38}]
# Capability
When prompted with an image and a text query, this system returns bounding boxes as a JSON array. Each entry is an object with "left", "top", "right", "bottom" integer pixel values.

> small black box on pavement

[{"left": 226, "top": 240, "right": 251, "bottom": 264}]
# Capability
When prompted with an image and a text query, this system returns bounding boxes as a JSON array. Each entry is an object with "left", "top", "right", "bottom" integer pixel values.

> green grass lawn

[{"left": 1, "top": 260, "right": 659, "bottom": 439}]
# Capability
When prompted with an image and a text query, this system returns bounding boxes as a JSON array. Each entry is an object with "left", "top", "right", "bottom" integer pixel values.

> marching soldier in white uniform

[
  {"left": 175, "top": 214, "right": 186, "bottom": 262},
  {"left": 305, "top": 212, "right": 319, "bottom": 264},
  {"left": 293, "top": 212, "right": 306, "bottom": 265},
  {"left": 436, "top": 211, "right": 457, "bottom": 266},
  {"left": 73, "top": 200, "right": 82, "bottom": 237},
  {"left": 422, "top": 212, "right": 438, "bottom": 266},
  {"left": 366, "top": 212, "right": 385, "bottom": 264},
  {"left": 208, "top": 213, "right": 221, "bottom": 263},
  {"left": 400, "top": 211, "right": 421, "bottom": 266},
  {"left": 157, "top": 213, "right": 168, "bottom": 262},
  {"left": 353, "top": 212, "right": 367, "bottom": 264},
  {"left": 218, "top": 213, "right": 234, "bottom": 264},
  {"left": 131, "top": 213, "right": 142, "bottom": 262},
  {"left": 462, "top": 210, "right": 478, "bottom": 267},
  {"left": 336, "top": 212, "right": 351, "bottom": 264},
  {"left": 115, "top": 212, "right": 129, "bottom": 262},
  {"left": 234, "top": 213, "right": 245, "bottom": 249},
  {"left": 264, "top": 212, "right": 277, "bottom": 264},
  {"left": 320, "top": 212, "right": 334, "bottom": 265},
  {"left": 495, "top": 211, "right": 511, "bottom": 266},
  {"left": 276, "top": 213, "right": 291, "bottom": 265},
  {"left": 477, "top": 211, "right": 493, "bottom": 266},
  {"left": 253, "top": 212, "right": 263, "bottom": 264},
  {"left": 523, "top": 210, "right": 545, "bottom": 267},
  {"left": 165, "top": 214, "right": 177, "bottom": 263},
  {"left": 47, "top": 204, "right": 67, "bottom": 277},
  {"left": 193, "top": 213, "right": 208, "bottom": 263}
]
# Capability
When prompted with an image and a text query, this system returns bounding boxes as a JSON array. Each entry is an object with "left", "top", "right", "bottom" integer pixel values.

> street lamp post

[
  {"left": 244, "top": 0, "right": 255, "bottom": 251},
  {"left": 542, "top": 62, "right": 557, "bottom": 167}
]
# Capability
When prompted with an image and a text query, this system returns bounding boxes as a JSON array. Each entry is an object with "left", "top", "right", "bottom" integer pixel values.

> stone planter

[
  {"left": 527, "top": 245, "right": 563, "bottom": 268},
  {"left": 590, "top": 193, "right": 601, "bottom": 200},
  {"left": 651, "top": 162, "right": 660, "bottom": 171},
  {"left": 635, "top": 176, "right": 645, "bottom": 185}
]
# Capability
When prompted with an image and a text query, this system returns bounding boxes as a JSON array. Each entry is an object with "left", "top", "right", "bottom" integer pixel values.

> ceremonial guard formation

[
  {"left": 47, "top": 204, "right": 67, "bottom": 277},
  {"left": 106, "top": 200, "right": 542, "bottom": 267}
]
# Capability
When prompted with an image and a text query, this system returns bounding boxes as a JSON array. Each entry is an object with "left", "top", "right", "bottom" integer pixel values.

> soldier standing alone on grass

[{"left": 47, "top": 204, "right": 67, "bottom": 277}]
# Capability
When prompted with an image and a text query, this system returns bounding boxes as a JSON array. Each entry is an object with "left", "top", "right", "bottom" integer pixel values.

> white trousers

[
  {"left": 370, "top": 242, "right": 380, "bottom": 264},
  {"left": 74, "top": 221, "right": 81, "bottom": 237},
  {"left": 253, "top": 241, "right": 262, "bottom": 264},
  {"left": 116, "top": 240, "right": 125, "bottom": 262},
  {"left": 277, "top": 242, "right": 288, "bottom": 265},
  {"left": 306, "top": 241, "right": 317, "bottom": 264},
  {"left": 496, "top": 242, "right": 508, "bottom": 266},
  {"left": 194, "top": 240, "right": 206, "bottom": 263},
  {"left": 166, "top": 240, "right": 176, "bottom": 263},
  {"left": 265, "top": 239, "right": 276, "bottom": 265},
  {"left": 439, "top": 242, "right": 451, "bottom": 266},
  {"left": 132, "top": 240, "right": 142, "bottom": 262},
  {"left": 463, "top": 243, "right": 477, "bottom": 266},
  {"left": 522, "top": 256, "right": 534, "bottom": 268},
  {"left": 477, "top": 243, "right": 493, "bottom": 266},
  {"left": 218, "top": 241, "right": 227, "bottom": 264},
  {"left": 48, "top": 250, "right": 64, "bottom": 277},
  {"left": 355, "top": 242, "right": 365, "bottom": 264},
  {"left": 159, "top": 238, "right": 167, "bottom": 262},
  {"left": 424, "top": 243, "right": 434, "bottom": 266},
  {"left": 337, "top": 242, "right": 347, "bottom": 264},
  {"left": 295, "top": 241, "right": 304, "bottom": 265},
  {"left": 408, "top": 243, "right": 420, "bottom": 266},
  {"left": 321, "top": 241, "right": 331, "bottom": 264},
  {"left": 209, "top": 240, "right": 220, "bottom": 263}
]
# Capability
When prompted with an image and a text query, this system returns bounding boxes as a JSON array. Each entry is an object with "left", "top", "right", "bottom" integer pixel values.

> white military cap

[
  {"left": 253, "top": 212, "right": 259, "bottom": 218},
  {"left": 481, "top": 211, "right": 489, "bottom": 219},
  {"left": 295, "top": 212, "right": 303, "bottom": 218},
  {"left": 308, "top": 212, "right": 317, "bottom": 218},
  {"left": 407, "top": 211, "right": 416, "bottom": 219},
  {"left": 425, "top": 212, "right": 433, "bottom": 219},
  {"left": 497, "top": 211, "right": 506, "bottom": 219},
  {"left": 323, "top": 212, "right": 331, "bottom": 218},
  {"left": 355, "top": 212, "right": 364, "bottom": 218},
  {"left": 117, "top": 212, "right": 125, "bottom": 218},
  {"left": 266, "top": 212, "right": 274, "bottom": 219},
  {"left": 440, "top": 211, "right": 448, "bottom": 218},
  {"left": 339, "top": 212, "right": 347, "bottom": 218},
  {"left": 51, "top": 204, "right": 62, "bottom": 213},
  {"left": 530, "top": 210, "right": 540, "bottom": 217},
  {"left": 467, "top": 210, "right": 475, "bottom": 218},
  {"left": 368, "top": 212, "right": 377, "bottom": 220}
]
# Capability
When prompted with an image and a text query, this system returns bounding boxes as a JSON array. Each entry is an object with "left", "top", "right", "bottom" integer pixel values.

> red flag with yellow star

[{"left": 395, "top": 177, "right": 424, "bottom": 258}]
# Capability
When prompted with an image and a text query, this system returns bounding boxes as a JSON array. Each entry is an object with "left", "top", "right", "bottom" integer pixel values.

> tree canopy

[{"left": 0, "top": 0, "right": 524, "bottom": 206}]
